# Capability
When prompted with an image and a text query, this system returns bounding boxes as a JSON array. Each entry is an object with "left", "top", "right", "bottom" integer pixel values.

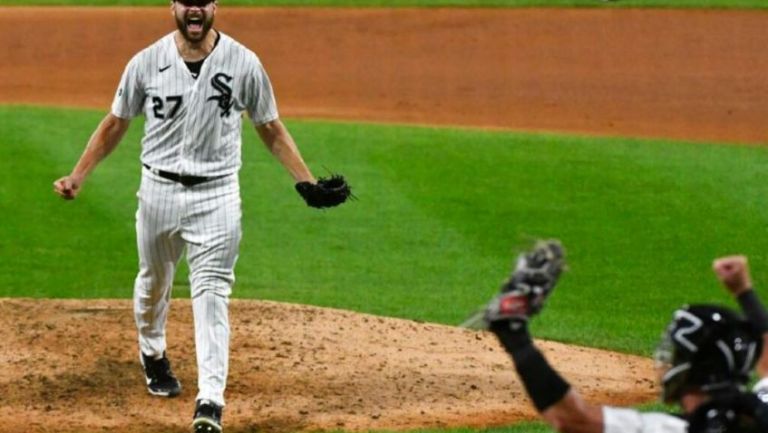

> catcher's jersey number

[{"left": 152, "top": 95, "right": 183, "bottom": 119}]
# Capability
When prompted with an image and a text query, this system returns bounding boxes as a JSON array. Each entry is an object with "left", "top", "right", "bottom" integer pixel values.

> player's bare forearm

[
  {"left": 54, "top": 113, "right": 130, "bottom": 199},
  {"left": 255, "top": 119, "right": 315, "bottom": 183},
  {"left": 72, "top": 113, "right": 131, "bottom": 179},
  {"left": 541, "top": 391, "right": 604, "bottom": 433}
]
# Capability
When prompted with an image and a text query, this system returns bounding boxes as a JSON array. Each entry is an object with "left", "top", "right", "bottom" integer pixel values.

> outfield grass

[
  {"left": 1, "top": 0, "right": 767, "bottom": 8},
  {"left": 3, "top": 105, "right": 768, "bottom": 358}
]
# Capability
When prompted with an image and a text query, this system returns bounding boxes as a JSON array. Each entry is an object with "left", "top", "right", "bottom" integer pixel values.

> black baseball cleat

[
  {"left": 192, "top": 399, "right": 223, "bottom": 433},
  {"left": 140, "top": 352, "right": 182, "bottom": 397}
]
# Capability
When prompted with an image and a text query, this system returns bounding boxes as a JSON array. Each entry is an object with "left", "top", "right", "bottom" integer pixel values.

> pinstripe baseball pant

[{"left": 133, "top": 166, "right": 241, "bottom": 406}]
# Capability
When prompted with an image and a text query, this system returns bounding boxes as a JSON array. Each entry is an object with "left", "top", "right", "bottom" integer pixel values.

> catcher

[{"left": 479, "top": 240, "right": 768, "bottom": 433}]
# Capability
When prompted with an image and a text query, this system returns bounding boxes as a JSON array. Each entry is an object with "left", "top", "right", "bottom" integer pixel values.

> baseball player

[
  {"left": 53, "top": 1, "right": 347, "bottom": 432},
  {"left": 479, "top": 241, "right": 768, "bottom": 432}
]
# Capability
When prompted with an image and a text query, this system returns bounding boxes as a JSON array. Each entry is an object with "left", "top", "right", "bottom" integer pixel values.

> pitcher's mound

[{"left": 0, "top": 299, "right": 656, "bottom": 433}]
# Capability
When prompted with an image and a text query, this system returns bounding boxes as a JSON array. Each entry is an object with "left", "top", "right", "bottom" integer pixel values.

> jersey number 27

[{"left": 152, "top": 95, "right": 183, "bottom": 119}]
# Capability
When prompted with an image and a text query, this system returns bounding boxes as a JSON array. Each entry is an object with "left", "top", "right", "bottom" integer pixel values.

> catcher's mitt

[
  {"left": 295, "top": 175, "right": 352, "bottom": 209},
  {"left": 461, "top": 240, "right": 566, "bottom": 329}
]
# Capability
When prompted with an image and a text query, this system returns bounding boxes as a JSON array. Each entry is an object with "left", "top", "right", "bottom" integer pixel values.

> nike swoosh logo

[{"left": 159, "top": 65, "right": 171, "bottom": 73}]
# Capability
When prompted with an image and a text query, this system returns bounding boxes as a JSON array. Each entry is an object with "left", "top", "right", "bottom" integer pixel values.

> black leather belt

[{"left": 143, "top": 164, "right": 221, "bottom": 187}]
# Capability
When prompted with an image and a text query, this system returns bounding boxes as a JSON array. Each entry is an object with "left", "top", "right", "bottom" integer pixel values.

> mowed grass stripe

[
  {"left": 2, "top": 0, "right": 768, "bottom": 8},
  {"left": 2, "top": 105, "right": 768, "bottom": 356}
]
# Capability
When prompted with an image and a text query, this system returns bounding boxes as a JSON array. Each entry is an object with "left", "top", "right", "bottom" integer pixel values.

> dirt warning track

[{"left": 2, "top": 7, "right": 768, "bottom": 143}]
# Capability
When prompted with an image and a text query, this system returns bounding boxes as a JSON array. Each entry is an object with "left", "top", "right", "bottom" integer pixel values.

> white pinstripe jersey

[{"left": 111, "top": 31, "right": 278, "bottom": 177}]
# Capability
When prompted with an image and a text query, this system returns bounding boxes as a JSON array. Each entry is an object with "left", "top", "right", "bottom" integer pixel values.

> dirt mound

[{"left": 0, "top": 299, "right": 656, "bottom": 433}]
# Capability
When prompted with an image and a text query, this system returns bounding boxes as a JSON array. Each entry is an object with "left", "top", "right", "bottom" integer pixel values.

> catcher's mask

[{"left": 655, "top": 304, "right": 762, "bottom": 403}]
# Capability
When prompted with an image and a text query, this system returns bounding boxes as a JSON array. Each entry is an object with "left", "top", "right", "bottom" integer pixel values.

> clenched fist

[
  {"left": 713, "top": 255, "right": 752, "bottom": 295},
  {"left": 53, "top": 175, "right": 84, "bottom": 200}
]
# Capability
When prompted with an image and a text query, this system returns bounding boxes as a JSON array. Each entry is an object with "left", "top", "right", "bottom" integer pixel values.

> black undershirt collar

[{"left": 185, "top": 30, "right": 220, "bottom": 79}]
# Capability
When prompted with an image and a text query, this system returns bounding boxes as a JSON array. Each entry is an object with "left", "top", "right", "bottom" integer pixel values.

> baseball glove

[
  {"left": 461, "top": 240, "right": 566, "bottom": 329},
  {"left": 295, "top": 174, "right": 352, "bottom": 209}
]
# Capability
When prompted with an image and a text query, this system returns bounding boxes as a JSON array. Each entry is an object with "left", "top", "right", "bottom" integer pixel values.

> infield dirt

[
  {"left": 0, "top": 299, "right": 656, "bottom": 433},
  {"left": 0, "top": 6, "right": 758, "bottom": 433}
]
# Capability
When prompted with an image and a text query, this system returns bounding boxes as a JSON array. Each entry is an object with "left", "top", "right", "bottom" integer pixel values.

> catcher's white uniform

[
  {"left": 603, "top": 407, "right": 687, "bottom": 433},
  {"left": 112, "top": 31, "right": 278, "bottom": 407},
  {"left": 754, "top": 377, "right": 768, "bottom": 403}
]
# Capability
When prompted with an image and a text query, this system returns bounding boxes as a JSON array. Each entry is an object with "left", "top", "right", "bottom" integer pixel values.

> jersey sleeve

[
  {"left": 602, "top": 406, "right": 688, "bottom": 433},
  {"left": 244, "top": 57, "right": 279, "bottom": 126},
  {"left": 111, "top": 54, "right": 145, "bottom": 120},
  {"left": 753, "top": 377, "right": 768, "bottom": 403}
]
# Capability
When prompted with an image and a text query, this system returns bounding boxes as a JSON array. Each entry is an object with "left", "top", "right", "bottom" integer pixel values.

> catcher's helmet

[{"left": 655, "top": 304, "right": 762, "bottom": 403}]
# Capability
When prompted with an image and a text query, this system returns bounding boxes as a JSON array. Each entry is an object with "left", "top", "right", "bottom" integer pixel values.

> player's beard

[{"left": 175, "top": 10, "right": 214, "bottom": 44}]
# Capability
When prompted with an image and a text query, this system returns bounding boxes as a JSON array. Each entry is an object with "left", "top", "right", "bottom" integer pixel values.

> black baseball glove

[{"left": 295, "top": 175, "right": 352, "bottom": 209}]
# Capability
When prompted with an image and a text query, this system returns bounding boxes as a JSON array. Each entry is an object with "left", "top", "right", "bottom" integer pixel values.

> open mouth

[{"left": 187, "top": 16, "right": 204, "bottom": 32}]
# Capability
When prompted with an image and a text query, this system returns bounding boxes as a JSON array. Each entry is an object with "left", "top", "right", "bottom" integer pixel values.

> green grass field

[
  {"left": 3, "top": 105, "right": 768, "bottom": 359},
  {"left": 2, "top": 0, "right": 767, "bottom": 8}
]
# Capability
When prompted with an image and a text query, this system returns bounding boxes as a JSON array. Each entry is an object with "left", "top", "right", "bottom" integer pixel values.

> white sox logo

[{"left": 207, "top": 72, "right": 234, "bottom": 118}]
